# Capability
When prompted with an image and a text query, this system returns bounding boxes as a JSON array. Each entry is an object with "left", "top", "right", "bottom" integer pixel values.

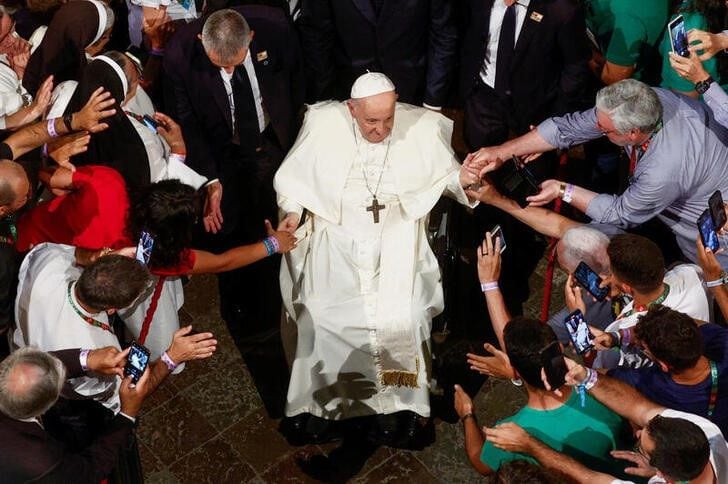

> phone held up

[
  {"left": 564, "top": 309, "right": 594, "bottom": 354},
  {"left": 573, "top": 261, "right": 609, "bottom": 302},
  {"left": 709, "top": 190, "right": 727, "bottom": 232},
  {"left": 135, "top": 230, "right": 155, "bottom": 266},
  {"left": 698, "top": 209, "right": 720, "bottom": 252},
  {"left": 540, "top": 341, "right": 568, "bottom": 390},
  {"left": 124, "top": 341, "right": 151, "bottom": 384},
  {"left": 668, "top": 15, "right": 689, "bottom": 58},
  {"left": 496, "top": 156, "right": 541, "bottom": 208},
  {"left": 490, "top": 224, "right": 507, "bottom": 253}
]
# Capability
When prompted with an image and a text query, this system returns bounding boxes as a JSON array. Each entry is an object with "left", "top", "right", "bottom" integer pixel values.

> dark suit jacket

[
  {"left": 298, "top": 0, "right": 457, "bottom": 106},
  {"left": 164, "top": 5, "right": 305, "bottom": 180},
  {"left": 460, "top": 0, "right": 591, "bottom": 124},
  {"left": 0, "top": 350, "right": 133, "bottom": 483}
]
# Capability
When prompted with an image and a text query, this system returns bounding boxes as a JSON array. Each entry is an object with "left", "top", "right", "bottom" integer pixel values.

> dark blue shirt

[{"left": 609, "top": 323, "right": 728, "bottom": 436}]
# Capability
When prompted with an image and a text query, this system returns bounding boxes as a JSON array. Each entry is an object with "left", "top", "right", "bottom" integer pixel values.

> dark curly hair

[
  {"left": 634, "top": 305, "right": 703, "bottom": 372},
  {"left": 127, "top": 179, "right": 203, "bottom": 269}
]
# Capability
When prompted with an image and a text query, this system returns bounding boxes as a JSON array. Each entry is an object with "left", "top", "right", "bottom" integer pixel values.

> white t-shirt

[{"left": 610, "top": 409, "right": 728, "bottom": 484}]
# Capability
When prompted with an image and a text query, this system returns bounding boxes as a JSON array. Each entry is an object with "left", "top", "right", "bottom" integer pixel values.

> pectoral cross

[{"left": 366, "top": 197, "right": 386, "bottom": 223}]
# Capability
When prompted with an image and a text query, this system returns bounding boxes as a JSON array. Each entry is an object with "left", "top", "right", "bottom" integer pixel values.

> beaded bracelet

[
  {"left": 161, "top": 351, "right": 178, "bottom": 371},
  {"left": 263, "top": 236, "right": 279, "bottom": 256},
  {"left": 481, "top": 281, "right": 499, "bottom": 293}
]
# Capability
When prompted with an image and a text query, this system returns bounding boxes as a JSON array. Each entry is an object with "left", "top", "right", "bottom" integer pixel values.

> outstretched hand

[
  {"left": 74, "top": 87, "right": 116, "bottom": 133},
  {"left": 466, "top": 342, "right": 515, "bottom": 379},
  {"left": 265, "top": 219, "right": 297, "bottom": 253}
]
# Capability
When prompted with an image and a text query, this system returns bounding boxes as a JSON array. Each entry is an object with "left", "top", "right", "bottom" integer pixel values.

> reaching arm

[
  {"left": 3, "top": 87, "right": 115, "bottom": 160},
  {"left": 485, "top": 423, "right": 615, "bottom": 483},
  {"left": 477, "top": 233, "right": 510, "bottom": 349},
  {"left": 465, "top": 179, "right": 580, "bottom": 239},
  {"left": 453, "top": 385, "right": 492, "bottom": 475}
]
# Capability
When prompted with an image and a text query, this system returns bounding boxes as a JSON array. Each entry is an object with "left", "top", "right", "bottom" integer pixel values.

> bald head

[
  {"left": 347, "top": 91, "right": 397, "bottom": 144},
  {"left": 0, "top": 348, "right": 65, "bottom": 420},
  {"left": 0, "top": 160, "right": 30, "bottom": 217}
]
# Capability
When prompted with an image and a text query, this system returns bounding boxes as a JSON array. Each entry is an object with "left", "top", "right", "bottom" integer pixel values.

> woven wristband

[
  {"left": 161, "top": 351, "right": 178, "bottom": 371},
  {"left": 47, "top": 118, "right": 59, "bottom": 138},
  {"left": 263, "top": 236, "right": 278, "bottom": 256},
  {"left": 481, "top": 281, "right": 499, "bottom": 292}
]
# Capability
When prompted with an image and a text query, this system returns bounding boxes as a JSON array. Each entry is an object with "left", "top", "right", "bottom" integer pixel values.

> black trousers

[{"left": 461, "top": 82, "right": 555, "bottom": 314}]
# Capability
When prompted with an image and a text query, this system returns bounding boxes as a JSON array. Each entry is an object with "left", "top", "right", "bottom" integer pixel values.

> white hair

[
  {"left": 595, "top": 79, "right": 662, "bottom": 134},
  {"left": 558, "top": 226, "right": 610, "bottom": 274},
  {"left": 201, "top": 9, "right": 251, "bottom": 64}
]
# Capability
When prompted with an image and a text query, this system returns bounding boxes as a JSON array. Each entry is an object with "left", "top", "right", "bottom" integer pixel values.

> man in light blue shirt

[{"left": 469, "top": 78, "right": 728, "bottom": 268}]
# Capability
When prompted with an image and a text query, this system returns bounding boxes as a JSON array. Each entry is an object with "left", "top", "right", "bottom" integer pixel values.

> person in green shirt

[
  {"left": 454, "top": 318, "right": 630, "bottom": 477},
  {"left": 584, "top": 0, "right": 669, "bottom": 85},
  {"left": 660, "top": 0, "right": 726, "bottom": 96}
]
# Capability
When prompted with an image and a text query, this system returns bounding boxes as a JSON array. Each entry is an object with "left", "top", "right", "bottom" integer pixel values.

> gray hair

[
  {"left": 558, "top": 226, "right": 611, "bottom": 274},
  {"left": 0, "top": 347, "right": 66, "bottom": 420},
  {"left": 201, "top": 9, "right": 251, "bottom": 64},
  {"left": 595, "top": 79, "right": 663, "bottom": 134}
]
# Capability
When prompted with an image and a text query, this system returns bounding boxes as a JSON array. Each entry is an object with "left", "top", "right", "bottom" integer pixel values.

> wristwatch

[{"left": 695, "top": 76, "right": 715, "bottom": 96}]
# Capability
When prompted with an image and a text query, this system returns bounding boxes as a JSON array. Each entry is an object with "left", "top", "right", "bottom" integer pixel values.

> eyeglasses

[{"left": 596, "top": 119, "right": 619, "bottom": 136}]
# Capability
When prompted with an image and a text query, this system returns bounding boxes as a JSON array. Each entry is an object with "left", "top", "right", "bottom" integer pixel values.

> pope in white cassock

[{"left": 274, "top": 73, "right": 480, "bottom": 436}]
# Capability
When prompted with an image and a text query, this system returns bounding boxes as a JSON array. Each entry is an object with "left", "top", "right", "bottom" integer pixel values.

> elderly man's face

[
  {"left": 348, "top": 92, "right": 397, "bottom": 144},
  {"left": 596, "top": 110, "right": 634, "bottom": 147}
]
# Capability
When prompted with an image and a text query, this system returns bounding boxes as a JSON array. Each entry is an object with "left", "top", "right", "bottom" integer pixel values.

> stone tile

[
  {"left": 221, "top": 408, "right": 290, "bottom": 473},
  {"left": 145, "top": 469, "right": 181, "bottom": 484},
  {"left": 142, "top": 378, "right": 179, "bottom": 412},
  {"left": 415, "top": 420, "right": 481, "bottom": 484},
  {"left": 137, "top": 394, "right": 218, "bottom": 466},
  {"left": 356, "top": 452, "right": 439, "bottom": 483},
  {"left": 181, "top": 360, "right": 263, "bottom": 431},
  {"left": 356, "top": 445, "right": 396, "bottom": 477},
  {"left": 168, "top": 436, "right": 257, "bottom": 484},
  {"left": 473, "top": 379, "right": 527, "bottom": 429},
  {"left": 138, "top": 439, "right": 164, "bottom": 475},
  {"left": 181, "top": 274, "right": 220, "bottom": 319},
  {"left": 258, "top": 452, "right": 322, "bottom": 484}
]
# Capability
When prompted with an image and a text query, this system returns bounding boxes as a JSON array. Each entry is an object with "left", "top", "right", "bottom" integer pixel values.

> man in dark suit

[
  {"left": 458, "top": 0, "right": 592, "bottom": 315},
  {"left": 297, "top": 0, "right": 457, "bottom": 108},
  {"left": 163, "top": 7, "right": 304, "bottom": 415},
  {"left": 0, "top": 347, "right": 144, "bottom": 482}
]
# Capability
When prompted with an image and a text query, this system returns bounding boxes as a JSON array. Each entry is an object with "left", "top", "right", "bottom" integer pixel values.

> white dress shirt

[
  {"left": 480, "top": 0, "right": 531, "bottom": 88},
  {"left": 219, "top": 52, "right": 268, "bottom": 134}
]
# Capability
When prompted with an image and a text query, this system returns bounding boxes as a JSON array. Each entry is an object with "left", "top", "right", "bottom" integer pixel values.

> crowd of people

[{"left": 1, "top": 0, "right": 728, "bottom": 482}]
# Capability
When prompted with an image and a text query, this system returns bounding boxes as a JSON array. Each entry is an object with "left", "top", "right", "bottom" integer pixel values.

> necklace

[
  {"left": 66, "top": 282, "right": 114, "bottom": 333},
  {"left": 354, "top": 121, "right": 391, "bottom": 223}
]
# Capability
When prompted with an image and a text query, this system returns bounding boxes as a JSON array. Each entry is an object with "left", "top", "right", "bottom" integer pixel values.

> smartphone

[
  {"left": 498, "top": 156, "right": 541, "bottom": 208},
  {"left": 698, "top": 208, "right": 720, "bottom": 252},
  {"left": 135, "top": 231, "right": 154, "bottom": 266},
  {"left": 490, "top": 225, "right": 507, "bottom": 253},
  {"left": 540, "top": 341, "right": 568, "bottom": 390},
  {"left": 564, "top": 309, "right": 594, "bottom": 354},
  {"left": 709, "top": 190, "right": 727, "bottom": 231},
  {"left": 142, "top": 114, "right": 158, "bottom": 131},
  {"left": 573, "top": 261, "right": 609, "bottom": 301},
  {"left": 124, "top": 342, "right": 150, "bottom": 384},
  {"left": 668, "top": 15, "right": 689, "bottom": 57}
]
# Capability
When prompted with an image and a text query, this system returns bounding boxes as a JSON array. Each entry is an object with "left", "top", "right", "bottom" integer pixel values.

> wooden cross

[{"left": 366, "top": 197, "right": 386, "bottom": 223}]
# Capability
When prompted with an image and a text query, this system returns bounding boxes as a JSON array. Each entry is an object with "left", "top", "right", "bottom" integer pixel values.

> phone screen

[
  {"left": 564, "top": 310, "right": 594, "bottom": 354},
  {"left": 124, "top": 342, "right": 150, "bottom": 383},
  {"left": 574, "top": 261, "right": 609, "bottom": 301},
  {"left": 709, "top": 190, "right": 727, "bottom": 230},
  {"left": 135, "top": 231, "right": 154, "bottom": 266},
  {"left": 669, "top": 16, "right": 689, "bottom": 57},
  {"left": 490, "top": 225, "right": 507, "bottom": 253},
  {"left": 698, "top": 209, "right": 720, "bottom": 252},
  {"left": 540, "top": 341, "right": 567, "bottom": 390},
  {"left": 142, "top": 114, "right": 158, "bottom": 131}
]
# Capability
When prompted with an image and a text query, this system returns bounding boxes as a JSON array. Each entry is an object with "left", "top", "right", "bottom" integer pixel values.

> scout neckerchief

[
  {"left": 67, "top": 281, "right": 113, "bottom": 333},
  {"left": 616, "top": 283, "right": 670, "bottom": 320}
]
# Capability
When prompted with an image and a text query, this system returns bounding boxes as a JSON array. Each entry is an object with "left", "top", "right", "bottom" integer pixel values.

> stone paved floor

[{"left": 137, "top": 252, "right": 567, "bottom": 483}]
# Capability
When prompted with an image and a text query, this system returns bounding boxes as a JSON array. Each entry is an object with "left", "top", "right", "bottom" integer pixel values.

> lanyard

[
  {"left": 708, "top": 360, "right": 719, "bottom": 417},
  {"left": 66, "top": 282, "right": 114, "bottom": 334},
  {"left": 627, "top": 120, "right": 662, "bottom": 176},
  {"left": 616, "top": 283, "right": 670, "bottom": 320}
]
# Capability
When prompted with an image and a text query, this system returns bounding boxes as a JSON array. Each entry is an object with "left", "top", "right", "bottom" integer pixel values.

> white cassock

[
  {"left": 274, "top": 101, "right": 476, "bottom": 420},
  {"left": 13, "top": 243, "right": 121, "bottom": 412}
]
